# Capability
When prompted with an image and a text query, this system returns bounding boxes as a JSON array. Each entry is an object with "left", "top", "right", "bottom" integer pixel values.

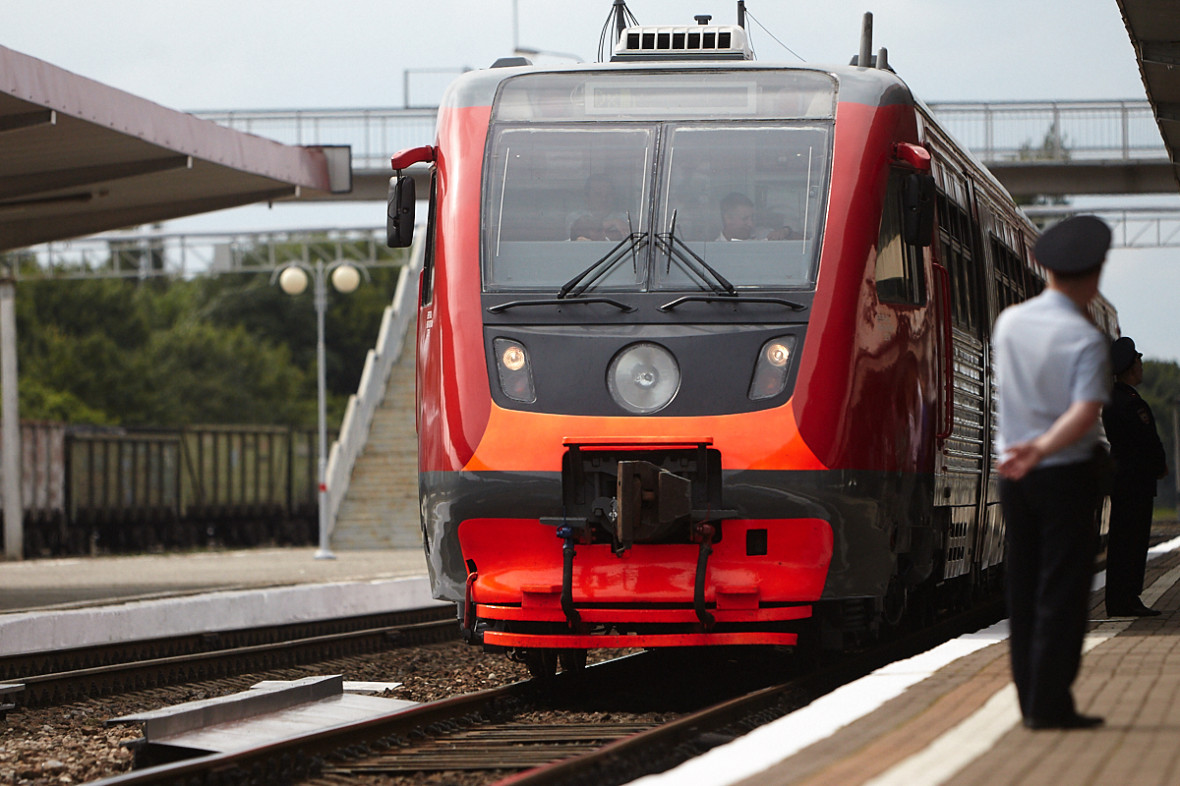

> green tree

[
  {"left": 133, "top": 320, "right": 309, "bottom": 425},
  {"left": 1014, "top": 120, "right": 1071, "bottom": 217},
  {"left": 12, "top": 237, "right": 407, "bottom": 431}
]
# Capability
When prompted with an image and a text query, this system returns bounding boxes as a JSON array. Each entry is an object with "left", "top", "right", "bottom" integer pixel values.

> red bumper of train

[{"left": 458, "top": 517, "right": 832, "bottom": 649}]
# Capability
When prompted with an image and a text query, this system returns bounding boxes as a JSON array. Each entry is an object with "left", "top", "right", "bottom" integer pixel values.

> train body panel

[
  {"left": 416, "top": 104, "right": 493, "bottom": 474},
  {"left": 794, "top": 99, "right": 937, "bottom": 474},
  {"left": 402, "top": 19, "right": 1113, "bottom": 654}
]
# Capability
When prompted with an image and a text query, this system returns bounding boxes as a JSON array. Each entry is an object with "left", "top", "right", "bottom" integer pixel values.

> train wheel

[
  {"left": 525, "top": 649, "right": 558, "bottom": 679},
  {"left": 559, "top": 649, "right": 588, "bottom": 673},
  {"left": 881, "top": 576, "right": 908, "bottom": 631},
  {"left": 791, "top": 618, "right": 822, "bottom": 672}
]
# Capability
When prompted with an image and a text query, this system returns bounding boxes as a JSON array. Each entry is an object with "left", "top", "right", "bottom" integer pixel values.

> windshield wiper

[
  {"left": 558, "top": 219, "right": 647, "bottom": 299},
  {"left": 488, "top": 297, "right": 635, "bottom": 313},
  {"left": 654, "top": 211, "right": 736, "bottom": 296},
  {"left": 659, "top": 295, "right": 808, "bottom": 312}
]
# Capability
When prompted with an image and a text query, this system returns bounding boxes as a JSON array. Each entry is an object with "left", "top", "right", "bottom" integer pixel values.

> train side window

[
  {"left": 1022, "top": 240, "right": 1045, "bottom": 298},
  {"left": 876, "top": 172, "right": 926, "bottom": 306},
  {"left": 935, "top": 188, "right": 979, "bottom": 332},
  {"left": 420, "top": 170, "right": 438, "bottom": 306},
  {"left": 990, "top": 234, "right": 1028, "bottom": 311}
]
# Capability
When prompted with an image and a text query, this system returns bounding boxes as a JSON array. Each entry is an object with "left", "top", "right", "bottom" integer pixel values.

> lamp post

[
  {"left": 272, "top": 259, "right": 365, "bottom": 560},
  {"left": 1, "top": 259, "right": 20, "bottom": 560}
]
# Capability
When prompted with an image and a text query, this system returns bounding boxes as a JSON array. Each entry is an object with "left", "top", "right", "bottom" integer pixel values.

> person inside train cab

[
  {"left": 570, "top": 215, "right": 609, "bottom": 242},
  {"left": 993, "top": 214, "right": 1113, "bottom": 731},
  {"left": 1103, "top": 336, "right": 1167, "bottom": 617},
  {"left": 718, "top": 192, "right": 757, "bottom": 240},
  {"left": 567, "top": 174, "right": 628, "bottom": 242},
  {"left": 717, "top": 192, "right": 797, "bottom": 241}
]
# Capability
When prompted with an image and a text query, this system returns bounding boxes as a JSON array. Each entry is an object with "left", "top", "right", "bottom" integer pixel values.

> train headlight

[
  {"left": 607, "top": 342, "right": 680, "bottom": 414},
  {"left": 494, "top": 338, "right": 536, "bottom": 403},
  {"left": 748, "top": 336, "right": 797, "bottom": 400}
]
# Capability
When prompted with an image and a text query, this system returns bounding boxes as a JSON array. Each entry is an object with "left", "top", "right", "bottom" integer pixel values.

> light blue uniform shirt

[{"left": 993, "top": 289, "right": 1111, "bottom": 468}]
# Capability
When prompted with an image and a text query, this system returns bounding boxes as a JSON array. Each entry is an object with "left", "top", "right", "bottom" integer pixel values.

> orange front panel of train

[{"left": 461, "top": 401, "right": 828, "bottom": 474}]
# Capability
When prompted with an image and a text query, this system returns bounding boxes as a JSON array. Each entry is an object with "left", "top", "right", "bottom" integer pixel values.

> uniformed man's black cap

[
  {"left": 1112, "top": 336, "right": 1142, "bottom": 375},
  {"left": 1034, "top": 215, "right": 1111, "bottom": 274}
]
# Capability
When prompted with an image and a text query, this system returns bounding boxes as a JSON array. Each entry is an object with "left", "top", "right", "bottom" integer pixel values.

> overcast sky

[
  {"left": 5, "top": 0, "right": 1180, "bottom": 362},
  {"left": 0, "top": 1, "right": 1149, "bottom": 107}
]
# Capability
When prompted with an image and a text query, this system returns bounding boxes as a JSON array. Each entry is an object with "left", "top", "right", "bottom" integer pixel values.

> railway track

[
  {"left": 1, "top": 606, "right": 457, "bottom": 709},
  {"left": 85, "top": 597, "right": 1005, "bottom": 786}
]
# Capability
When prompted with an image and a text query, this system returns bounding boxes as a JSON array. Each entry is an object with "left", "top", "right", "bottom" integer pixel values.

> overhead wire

[{"left": 745, "top": 8, "right": 805, "bottom": 62}]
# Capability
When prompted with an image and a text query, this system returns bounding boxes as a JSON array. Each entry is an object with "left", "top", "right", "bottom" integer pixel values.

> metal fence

[
  {"left": 193, "top": 108, "right": 437, "bottom": 170},
  {"left": 8, "top": 101, "right": 1175, "bottom": 280},
  {"left": 188, "top": 101, "right": 1167, "bottom": 168},
  {"left": 925, "top": 100, "right": 1165, "bottom": 162},
  {"left": 16, "top": 227, "right": 405, "bottom": 281},
  {"left": 1025, "top": 206, "right": 1180, "bottom": 249},
  {"left": 1, "top": 423, "right": 325, "bottom": 556}
]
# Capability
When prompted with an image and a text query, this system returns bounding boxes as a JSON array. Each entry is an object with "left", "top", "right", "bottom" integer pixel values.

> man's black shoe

[
  {"left": 1106, "top": 603, "right": 1161, "bottom": 617},
  {"left": 1022, "top": 713, "right": 1104, "bottom": 730}
]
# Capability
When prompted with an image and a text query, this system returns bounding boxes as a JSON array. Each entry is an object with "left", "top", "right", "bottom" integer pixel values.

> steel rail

[
  {"left": 494, "top": 597, "right": 1007, "bottom": 785},
  {"left": 87, "top": 674, "right": 546, "bottom": 785},
  {"left": 8, "top": 612, "right": 456, "bottom": 708}
]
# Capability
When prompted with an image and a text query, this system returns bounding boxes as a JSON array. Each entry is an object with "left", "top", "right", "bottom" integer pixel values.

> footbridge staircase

[{"left": 324, "top": 232, "right": 424, "bottom": 550}]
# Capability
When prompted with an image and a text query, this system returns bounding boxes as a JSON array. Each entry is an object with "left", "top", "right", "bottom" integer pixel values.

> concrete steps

[{"left": 331, "top": 320, "right": 421, "bottom": 551}]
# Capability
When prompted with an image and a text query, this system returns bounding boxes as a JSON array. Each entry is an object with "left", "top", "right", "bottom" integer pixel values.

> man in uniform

[
  {"left": 993, "top": 215, "right": 1112, "bottom": 730},
  {"left": 1103, "top": 336, "right": 1167, "bottom": 617}
]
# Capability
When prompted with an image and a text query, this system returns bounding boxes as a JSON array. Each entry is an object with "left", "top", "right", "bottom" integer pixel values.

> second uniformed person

[{"left": 1103, "top": 336, "right": 1167, "bottom": 617}]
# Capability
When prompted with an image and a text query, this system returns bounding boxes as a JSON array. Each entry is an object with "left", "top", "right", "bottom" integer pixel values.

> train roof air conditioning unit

[{"left": 612, "top": 24, "right": 753, "bottom": 62}]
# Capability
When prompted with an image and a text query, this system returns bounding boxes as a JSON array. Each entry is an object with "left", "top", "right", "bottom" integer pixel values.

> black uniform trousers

[
  {"left": 1105, "top": 479, "right": 1155, "bottom": 609},
  {"left": 1000, "top": 458, "right": 1100, "bottom": 722}
]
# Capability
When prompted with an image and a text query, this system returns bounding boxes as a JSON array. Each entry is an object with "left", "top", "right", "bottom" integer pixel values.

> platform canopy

[
  {"left": 1119, "top": 0, "right": 1180, "bottom": 192},
  {"left": 0, "top": 45, "right": 351, "bottom": 253}
]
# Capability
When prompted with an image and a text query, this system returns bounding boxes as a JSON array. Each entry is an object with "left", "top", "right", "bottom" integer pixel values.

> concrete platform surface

[
  {"left": 0, "top": 547, "right": 440, "bottom": 657},
  {"left": 0, "top": 547, "right": 428, "bottom": 612}
]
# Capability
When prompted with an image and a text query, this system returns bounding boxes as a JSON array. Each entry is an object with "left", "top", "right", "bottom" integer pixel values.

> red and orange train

[{"left": 387, "top": 6, "right": 1116, "bottom": 672}]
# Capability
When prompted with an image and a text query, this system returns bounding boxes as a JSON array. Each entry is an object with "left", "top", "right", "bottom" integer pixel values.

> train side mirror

[
  {"left": 902, "top": 172, "right": 935, "bottom": 247},
  {"left": 386, "top": 175, "right": 416, "bottom": 248}
]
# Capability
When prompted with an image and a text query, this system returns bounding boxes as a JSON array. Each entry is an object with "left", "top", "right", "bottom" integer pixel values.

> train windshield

[
  {"left": 654, "top": 124, "right": 829, "bottom": 290},
  {"left": 482, "top": 70, "right": 835, "bottom": 293}
]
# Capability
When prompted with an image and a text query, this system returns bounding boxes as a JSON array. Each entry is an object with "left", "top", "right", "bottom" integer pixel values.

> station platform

[
  {"left": 0, "top": 546, "right": 441, "bottom": 656},
  {"left": 632, "top": 533, "right": 1180, "bottom": 786}
]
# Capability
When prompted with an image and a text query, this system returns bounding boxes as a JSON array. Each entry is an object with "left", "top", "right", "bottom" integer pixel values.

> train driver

[
  {"left": 717, "top": 192, "right": 797, "bottom": 241},
  {"left": 567, "top": 175, "right": 629, "bottom": 242}
]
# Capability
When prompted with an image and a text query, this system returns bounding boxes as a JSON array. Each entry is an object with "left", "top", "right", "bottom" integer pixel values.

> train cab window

[
  {"left": 482, "top": 126, "right": 653, "bottom": 290},
  {"left": 655, "top": 123, "right": 829, "bottom": 290},
  {"left": 876, "top": 172, "right": 926, "bottom": 305}
]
